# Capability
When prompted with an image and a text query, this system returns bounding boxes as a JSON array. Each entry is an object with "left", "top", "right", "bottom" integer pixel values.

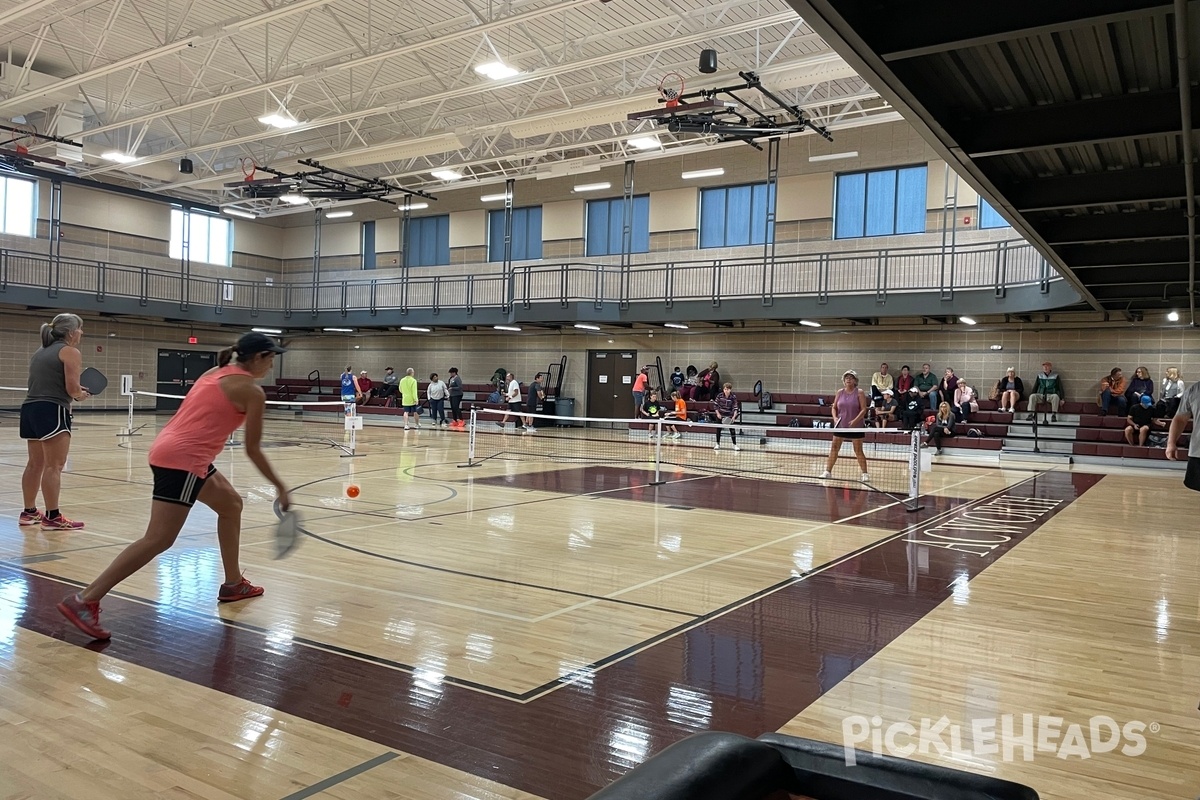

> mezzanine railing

[{"left": 0, "top": 239, "right": 1054, "bottom": 318}]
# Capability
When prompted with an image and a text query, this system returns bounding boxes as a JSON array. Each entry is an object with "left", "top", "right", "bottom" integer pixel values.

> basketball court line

[
  {"left": 279, "top": 752, "right": 400, "bottom": 800},
  {"left": 9, "top": 469, "right": 1066, "bottom": 707},
  {"left": 528, "top": 470, "right": 999, "bottom": 623}
]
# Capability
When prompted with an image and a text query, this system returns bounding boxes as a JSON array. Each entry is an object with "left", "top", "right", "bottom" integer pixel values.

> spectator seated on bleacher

[
  {"left": 874, "top": 389, "right": 897, "bottom": 427},
  {"left": 1125, "top": 395, "right": 1166, "bottom": 446},
  {"left": 1126, "top": 366, "right": 1154, "bottom": 407},
  {"left": 900, "top": 387, "right": 924, "bottom": 431},
  {"left": 870, "top": 363, "right": 892, "bottom": 404},
  {"left": 991, "top": 367, "right": 1024, "bottom": 414},
  {"left": 1099, "top": 367, "right": 1128, "bottom": 417},
  {"left": 377, "top": 367, "right": 398, "bottom": 405},
  {"left": 953, "top": 383, "right": 979, "bottom": 424},
  {"left": 1026, "top": 361, "right": 1063, "bottom": 423},
  {"left": 1158, "top": 367, "right": 1185, "bottom": 419}
]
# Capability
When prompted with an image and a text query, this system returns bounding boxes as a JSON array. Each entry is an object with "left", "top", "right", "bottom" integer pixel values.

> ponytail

[
  {"left": 40, "top": 313, "right": 83, "bottom": 347},
  {"left": 217, "top": 347, "right": 236, "bottom": 367}
]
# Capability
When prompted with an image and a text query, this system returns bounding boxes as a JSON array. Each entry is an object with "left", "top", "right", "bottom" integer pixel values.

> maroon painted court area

[{"left": 6, "top": 470, "right": 1102, "bottom": 799}]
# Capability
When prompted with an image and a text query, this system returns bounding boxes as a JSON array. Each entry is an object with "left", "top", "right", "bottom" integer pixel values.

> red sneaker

[
  {"left": 218, "top": 576, "right": 264, "bottom": 603},
  {"left": 57, "top": 593, "right": 111, "bottom": 640},
  {"left": 41, "top": 514, "right": 85, "bottom": 531},
  {"left": 18, "top": 510, "right": 44, "bottom": 526}
]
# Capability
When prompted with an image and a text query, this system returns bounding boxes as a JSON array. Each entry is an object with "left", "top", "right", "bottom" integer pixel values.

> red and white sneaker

[
  {"left": 218, "top": 575, "right": 264, "bottom": 603},
  {"left": 18, "top": 510, "right": 44, "bottom": 526},
  {"left": 57, "top": 593, "right": 111, "bottom": 640},
  {"left": 41, "top": 514, "right": 85, "bottom": 531}
]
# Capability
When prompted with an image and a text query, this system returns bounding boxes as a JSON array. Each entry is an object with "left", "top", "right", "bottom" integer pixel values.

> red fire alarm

[
  {"left": 963, "top": 215, "right": 971, "bottom": 225},
  {"left": 188, "top": 336, "right": 198, "bottom": 344}
]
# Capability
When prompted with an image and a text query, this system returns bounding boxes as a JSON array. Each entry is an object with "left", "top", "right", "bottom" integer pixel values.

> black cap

[{"left": 235, "top": 331, "right": 286, "bottom": 356}]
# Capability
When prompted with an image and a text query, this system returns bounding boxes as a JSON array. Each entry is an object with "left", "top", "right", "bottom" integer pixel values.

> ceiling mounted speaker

[
  {"left": 179, "top": 157, "right": 193, "bottom": 174},
  {"left": 699, "top": 49, "right": 718, "bottom": 74}
]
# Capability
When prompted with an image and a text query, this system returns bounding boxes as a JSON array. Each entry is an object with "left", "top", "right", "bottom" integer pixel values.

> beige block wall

[
  {"left": 265, "top": 325, "right": 1200, "bottom": 411},
  {"left": 0, "top": 309, "right": 274, "bottom": 411}
]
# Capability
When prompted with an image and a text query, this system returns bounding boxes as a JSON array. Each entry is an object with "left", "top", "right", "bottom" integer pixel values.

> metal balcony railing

[{"left": 0, "top": 239, "right": 1055, "bottom": 317}]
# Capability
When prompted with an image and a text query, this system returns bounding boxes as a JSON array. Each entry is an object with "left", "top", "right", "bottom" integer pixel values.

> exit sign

[{"left": 188, "top": 336, "right": 198, "bottom": 344}]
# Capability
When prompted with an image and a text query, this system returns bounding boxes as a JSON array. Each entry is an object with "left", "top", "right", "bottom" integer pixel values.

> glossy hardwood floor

[{"left": 0, "top": 411, "right": 1195, "bottom": 799}]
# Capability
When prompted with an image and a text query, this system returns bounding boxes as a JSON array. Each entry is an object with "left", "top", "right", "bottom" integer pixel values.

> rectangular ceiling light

[
  {"left": 681, "top": 168, "right": 724, "bottom": 180},
  {"left": 798, "top": 319, "right": 821, "bottom": 327},
  {"left": 101, "top": 151, "right": 137, "bottom": 163},
  {"left": 494, "top": 325, "right": 522, "bottom": 332},
  {"left": 574, "top": 323, "right": 600, "bottom": 331},
  {"left": 808, "top": 151, "right": 859, "bottom": 162},
  {"left": 258, "top": 113, "right": 300, "bottom": 130},
  {"left": 325, "top": 210, "right": 353, "bottom": 218},
  {"left": 222, "top": 208, "right": 257, "bottom": 220},
  {"left": 572, "top": 182, "right": 611, "bottom": 193},
  {"left": 663, "top": 323, "right": 689, "bottom": 329},
  {"left": 252, "top": 327, "right": 283, "bottom": 334},
  {"left": 401, "top": 326, "right": 431, "bottom": 332},
  {"left": 401, "top": 202, "right": 429, "bottom": 211},
  {"left": 431, "top": 169, "right": 462, "bottom": 181},
  {"left": 627, "top": 135, "right": 661, "bottom": 151},
  {"left": 480, "top": 192, "right": 510, "bottom": 202},
  {"left": 279, "top": 192, "right": 309, "bottom": 205},
  {"left": 322, "top": 327, "right": 355, "bottom": 332}
]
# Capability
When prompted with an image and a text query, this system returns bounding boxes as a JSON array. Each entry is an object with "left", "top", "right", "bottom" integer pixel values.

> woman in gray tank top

[{"left": 19, "top": 313, "right": 90, "bottom": 531}]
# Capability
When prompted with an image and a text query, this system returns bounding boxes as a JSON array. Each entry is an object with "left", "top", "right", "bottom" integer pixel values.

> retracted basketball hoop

[
  {"left": 658, "top": 72, "right": 686, "bottom": 109},
  {"left": 8, "top": 123, "right": 36, "bottom": 155},
  {"left": 240, "top": 156, "right": 259, "bottom": 182}
]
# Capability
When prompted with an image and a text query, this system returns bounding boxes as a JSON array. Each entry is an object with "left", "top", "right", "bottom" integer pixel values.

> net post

[
  {"left": 651, "top": 418, "right": 665, "bottom": 485},
  {"left": 906, "top": 428, "right": 924, "bottom": 512},
  {"left": 459, "top": 407, "right": 480, "bottom": 468},
  {"left": 116, "top": 389, "right": 144, "bottom": 437}
]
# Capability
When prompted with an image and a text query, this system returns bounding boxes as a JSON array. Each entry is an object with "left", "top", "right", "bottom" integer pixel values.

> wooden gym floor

[{"left": 0, "top": 412, "right": 1196, "bottom": 799}]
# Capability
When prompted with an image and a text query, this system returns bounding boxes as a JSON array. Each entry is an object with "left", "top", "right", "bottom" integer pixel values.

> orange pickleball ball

[{"left": 346, "top": 485, "right": 360, "bottom": 498}]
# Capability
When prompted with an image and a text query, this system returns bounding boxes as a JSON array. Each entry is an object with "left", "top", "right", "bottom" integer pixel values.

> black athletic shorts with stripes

[
  {"left": 151, "top": 463, "right": 217, "bottom": 508},
  {"left": 19, "top": 401, "right": 72, "bottom": 440}
]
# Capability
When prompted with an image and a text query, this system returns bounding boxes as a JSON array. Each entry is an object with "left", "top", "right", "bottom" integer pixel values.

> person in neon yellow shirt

[{"left": 399, "top": 367, "right": 420, "bottom": 429}]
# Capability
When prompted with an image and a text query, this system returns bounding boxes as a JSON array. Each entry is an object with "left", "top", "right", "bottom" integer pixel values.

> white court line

[{"left": 528, "top": 471, "right": 993, "bottom": 623}]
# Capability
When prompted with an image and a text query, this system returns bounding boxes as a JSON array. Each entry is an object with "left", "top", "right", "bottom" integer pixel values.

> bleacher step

[{"left": 999, "top": 450, "right": 1073, "bottom": 465}]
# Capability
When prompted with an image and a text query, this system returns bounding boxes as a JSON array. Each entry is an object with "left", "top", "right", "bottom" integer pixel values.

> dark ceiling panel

[{"left": 784, "top": 0, "right": 1195, "bottom": 314}]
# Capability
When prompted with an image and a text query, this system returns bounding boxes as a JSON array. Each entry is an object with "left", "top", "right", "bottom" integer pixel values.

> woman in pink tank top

[
  {"left": 820, "top": 370, "right": 871, "bottom": 483},
  {"left": 57, "top": 332, "right": 292, "bottom": 641}
]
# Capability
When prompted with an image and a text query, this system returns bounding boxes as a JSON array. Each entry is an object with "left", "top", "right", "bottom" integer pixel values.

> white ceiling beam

[
  {"left": 0, "top": 0, "right": 63, "bottom": 30},
  {"left": 77, "top": 0, "right": 596, "bottom": 141},
  {"left": 0, "top": 0, "right": 334, "bottom": 114},
  {"left": 78, "top": 10, "right": 799, "bottom": 177}
]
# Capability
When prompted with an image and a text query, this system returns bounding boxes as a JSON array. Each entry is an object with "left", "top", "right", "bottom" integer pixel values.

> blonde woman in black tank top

[{"left": 19, "top": 313, "right": 90, "bottom": 530}]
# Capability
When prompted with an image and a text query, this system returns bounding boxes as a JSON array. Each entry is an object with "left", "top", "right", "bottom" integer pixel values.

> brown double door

[{"left": 585, "top": 349, "right": 637, "bottom": 421}]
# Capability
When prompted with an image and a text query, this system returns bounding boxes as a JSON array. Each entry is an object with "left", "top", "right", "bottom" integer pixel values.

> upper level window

[
  {"left": 406, "top": 214, "right": 450, "bottom": 267},
  {"left": 834, "top": 166, "right": 927, "bottom": 239},
  {"left": 585, "top": 196, "right": 649, "bottom": 256},
  {"left": 699, "top": 183, "right": 775, "bottom": 248},
  {"left": 0, "top": 175, "right": 36, "bottom": 238},
  {"left": 488, "top": 206, "right": 543, "bottom": 261},
  {"left": 979, "top": 197, "right": 1010, "bottom": 229},
  {"left": 362, "top": 220, "right": 376, "bottom": 269},
  {"left": 169, "top": 209, "right": 231, "bottom": 266}
]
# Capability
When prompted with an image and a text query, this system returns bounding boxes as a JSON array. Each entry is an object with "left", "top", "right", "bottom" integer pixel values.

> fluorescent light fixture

[
  {"left": 325, "top": 210, "right": 353, "bottom": 218},
  {"left": 279, "top": 192, "right": 308, "bottom": 205},
  {"left": 401, "top": 326, "right": 431, "bottom": 333},
  {"left": 258, "top": 113, "right": 300, "bottom": 129},
  {"left": 494, "top": 325, "right": 522, "bottom": 332},
  {"left": 222, "top": 208, "right": 256, "bottom": 220},
  {"left": 663, "top": 323, "right": 689, "bottom": 329},
  {"left": 574, "top": 323, "right": 601, "bottom": 331},
  {"left": 480, "top": 192, "right": 510, "bottom": 202},
  {"left": 101, "top": 151, "right": 136, "bottom": 163},
  {"left": 808, "top": 151, "right": 859, "bottom": 162},
  {"left": 1168, "top": 310, "right": 1181, "bottom": 322},
  {"left": 627, "top": 135, "right": 662, "bottom": 150},
  {"left": 959, "top": 316, "right": 977, "bottom": 325},
  {"left": 252, "top": 327, "right": 283, "bottom": 334},
  {"left": 681, "top": 168, "right": 724, "bottom": 180},
  {"left": 990, "top": 345, "right": 1003, "bottom": 350},
  {"left": 431, "top": 169, "right": 462, "bottom": 181},
  {"left": 322, "top": 327, "right": 355, "bottom": 332},
  {"left": 474, "top": 61, "right": 519, "bottom": 80},
  {"left": 401, "top": 202, "right": 429, "bottom": 211},
  {"left": 572, "top": 182, "right": 611, "bottom": 193},
  {"left": 798, "top": 319, "right": 821, "bottom": 328}
]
